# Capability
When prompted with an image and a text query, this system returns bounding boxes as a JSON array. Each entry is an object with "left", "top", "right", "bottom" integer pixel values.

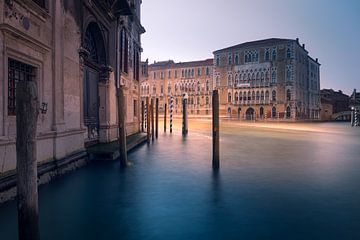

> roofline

[{"left": 213, "top": 38, "right": 295, "bottom": 54}]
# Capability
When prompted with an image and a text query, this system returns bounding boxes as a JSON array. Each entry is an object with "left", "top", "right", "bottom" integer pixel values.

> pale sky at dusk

[{"left": 141, "top": 0, "right": 360, "bottom": 95}]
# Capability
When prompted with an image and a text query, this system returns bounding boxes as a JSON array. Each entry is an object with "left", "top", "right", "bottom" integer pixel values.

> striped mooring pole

[
  {"left": 144, "top": 103, "right": 147, "bottom": 129},
  {"left": 170, "top": 96, "right": 173, "bottom": 133}
]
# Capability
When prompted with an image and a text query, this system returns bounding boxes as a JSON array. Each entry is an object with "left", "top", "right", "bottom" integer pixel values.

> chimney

[
  {"left": 302, "top": 44, "right": 305, "bottom": 49},
  {"left": 296, "top": 38, "right": 299, "bottom": 43},
  {"left": 316, "top": 58, "right": 318, "bottom": 63}
]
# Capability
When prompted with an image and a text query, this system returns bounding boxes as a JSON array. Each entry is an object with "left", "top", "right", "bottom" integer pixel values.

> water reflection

[{"left": 0, "top": 121, "right": 359, "bottom": 239}]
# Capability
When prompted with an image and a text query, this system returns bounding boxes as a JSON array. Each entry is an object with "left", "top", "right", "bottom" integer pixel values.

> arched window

[
  {"left": 235, "top": 92, "right": 238, "bottom": 102},
  {"left": 228, "top": 75, "right": 233, "bottom": 87},
  {"left": 161, "top": 84, "right": 164, "bottom": 94},
  {"left": 266, "top": 71, "right": 270, "bottom": 81},
  {"left": 272, "top": 90, "right": 277, "bottom": 101},
  {"left": 287, "top": 48, "right": 291, "bottom": 59},
  {"left": 243, "top": 92, "right": 246, "bottom": 102},
  {"left": 271, "top": 70, "right": 277, "bottom": 83},
  {"left": 153, "top": 85, "right": 156, "bottom": 94},
  {"left": 286, "top": 106, "right": 291, "bottom": 118},
  {"left": 216, "top": 56, "right": 220, "bottom": 66},
  {"left": 216, "top": 76, "right": 220, "bottom": 87},
  {"left": 235, "top": 74, "right": 238, "bottom": 86},
  {"left": 206, "top": 80, "right": 209, "bottom": 91},
  {"left": 256, "top": 72, "right": 260, "bottom": 81},
  {"left": 252, "top": 91, "right": 255, "bottom": 101},
  {"left": 182, "top": 70, "right": 184, "bottom": 78},
  {"left": 235, "top": 54, "right": 239, "bottom": 65},
  {"left": 261, "top": 72, "right": 264, "bottom": 81},
  {"left": 228, "top": 54, "right": 232, "bottom": 65},
  {"left": 239, "top": 92, "right": 243, "bottom": 101},
  {"left": 265, "top": 90, "right": 269, "bottom": 101},
  {"left": 191, "top": 69, "right": 194, "bottom": 77},
  {"left": 256, "top": 91, "right": 260, "bottom": 101},
  {"left": 261, "top": 91, "right": 264, "bottom": 101},
  {"left": 228, "top": 92, "right": 232, "bottom": 103},
  {"left": 265, "top": 50, "right": 270, "bottom": 61},
  {"left": 272, "top": 107, "right": 277, "bottom": 118},
  {"left": 252, "top": 73, "right": 255, "bottom": 81},
  {"left": 287, "top": 89, "right": 291, "bottom": 101},
  {"left": 286, "top": 69, "right": 291, "bottom": 81},
  {"left": 272, "top": 48, "right": 277, "bottom": 61},
  {"left": 247, "top": 91, "right": 251, "bottom": 101}
]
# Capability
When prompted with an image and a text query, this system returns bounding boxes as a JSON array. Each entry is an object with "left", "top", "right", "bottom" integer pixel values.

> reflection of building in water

[
  {"left": 213, "top": 38, "right": 320, "bottom": 120},
  {"left": 140, "top": 59, "right": 214, "bottom": 115}
]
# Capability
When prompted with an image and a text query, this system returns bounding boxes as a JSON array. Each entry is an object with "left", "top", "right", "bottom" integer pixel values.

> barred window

[
  {"left": 8, "top": 59, "right": 36, "bottom": 116},
  {"left": 32, "top": 0, "right": 46, "bottom": 8}
]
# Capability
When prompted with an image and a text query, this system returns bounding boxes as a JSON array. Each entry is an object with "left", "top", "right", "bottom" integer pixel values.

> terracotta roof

[
  {"left": 149, "top": 59, "right": 213, "bottom": 70},
  {"left": 213, "top": 38, "right": 295, "bottom": 54}
]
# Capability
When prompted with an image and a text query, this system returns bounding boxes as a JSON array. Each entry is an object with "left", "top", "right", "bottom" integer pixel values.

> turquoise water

[{"left": 0, "top": 121, "right": 360, "bottom": 239}]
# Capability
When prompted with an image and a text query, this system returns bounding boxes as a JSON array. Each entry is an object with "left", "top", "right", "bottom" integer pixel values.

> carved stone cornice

[{"left": 99, "top": 65, "right": 113, "bottom": 83}]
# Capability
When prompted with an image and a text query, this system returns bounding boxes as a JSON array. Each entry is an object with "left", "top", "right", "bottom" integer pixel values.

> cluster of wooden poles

[{"left": 14, "top": 82, "right": 220, "bottom": 240}]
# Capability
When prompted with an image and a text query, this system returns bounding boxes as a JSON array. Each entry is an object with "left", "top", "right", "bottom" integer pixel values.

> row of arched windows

[
  {"left": 228, "top": 90, "right": 277, "bottom": 103},
  {"left": 226, "top": 70, "right": 277, "bottom": 87}
]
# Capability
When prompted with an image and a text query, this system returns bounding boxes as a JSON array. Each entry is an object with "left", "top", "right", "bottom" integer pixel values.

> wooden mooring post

[
  {"left": 146, "top": 97, "right": 150, "bottom": 143},
  {"left": 212, "top": 90, "right": 220, "bottom": 170},
  {"left": 182, "top": 93, "right": 188, "bottom": 136},
  {"left": 141, "top": 100, "right": 144, "bottom": 132},
  {"left": 16, "top": 81, "right": 40, "bottom": 240},
  {"left": 151, "top": 98, "right": 155, "bottom": 141},
  {"left": 117, "top": 86, "right": 127, "bottom": 167},
  {"left": 164, "top": 103, "right": 167, "bottom": 132},
  {"left": 156, "top": 98, "right": 159, "bottom": 139}
]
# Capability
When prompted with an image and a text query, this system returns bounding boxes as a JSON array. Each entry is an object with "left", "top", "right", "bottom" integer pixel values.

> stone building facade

[
  {"left": 0, "top": 0, "right": 144, "bottom": 178},
  {"left": 213, "top": 38, "right": 320, "bottom": 119},
  {"left": 140, "top": 59, "right": 214, "bottom": 115}
]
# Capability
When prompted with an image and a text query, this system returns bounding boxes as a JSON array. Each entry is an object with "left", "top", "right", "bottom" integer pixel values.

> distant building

[
  {"left": 140, "top": 59, "right": 214, "bottom": 115},
  {"left": 320, "top": 89, "right": 350, "bottom": 118},
  {"left": 213, "top": 38, "right": 320, "bottom": 120},
  {"left": 349, "top": 89, "right": 360, "bottom": 106}
]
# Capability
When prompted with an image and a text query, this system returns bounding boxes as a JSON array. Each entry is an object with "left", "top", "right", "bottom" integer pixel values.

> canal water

[{"left": 0, "top": 121, "right": 360, "bottom": 239}]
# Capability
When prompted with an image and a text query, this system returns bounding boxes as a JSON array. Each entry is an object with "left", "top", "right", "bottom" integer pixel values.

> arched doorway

[
  {"left": 237, "top": 107, "right": 241, "bottom": 119},
  {"left": 246, "top": 107, "right": 254, "bottom": 120},
  {"left": 260, "top": 107, "right": 264, "bottom": 119},
  {"left": 272, "top": 107, "right": 277, "bottom": 118},
  {"left": 286, "top": 106, "right": 291, "bottom": 118},
  {"left": 83, "top": 22, "right": 107, "bottom": 144}
]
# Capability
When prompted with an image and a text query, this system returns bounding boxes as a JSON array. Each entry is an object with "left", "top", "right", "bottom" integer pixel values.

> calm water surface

[{"left": 0, "top": 121, "right": 360, "bottom": 239}]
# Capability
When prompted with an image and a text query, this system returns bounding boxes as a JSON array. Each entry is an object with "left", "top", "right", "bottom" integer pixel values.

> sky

[{"left": 141, "top": 0, "right": 360, "bottom": 95}]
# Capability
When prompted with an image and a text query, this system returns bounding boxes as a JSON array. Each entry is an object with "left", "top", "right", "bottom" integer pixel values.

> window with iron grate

[
  {"left": 32, "top": 0, "right": 46, "bottom": 8},
  {"left": 8, "top": 59, "right": 36, "bottom": 115}
]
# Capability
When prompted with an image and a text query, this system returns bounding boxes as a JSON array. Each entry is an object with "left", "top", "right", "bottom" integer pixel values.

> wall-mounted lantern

[{"left": 40, "top": 102, "right": 48, "bottom": 114}]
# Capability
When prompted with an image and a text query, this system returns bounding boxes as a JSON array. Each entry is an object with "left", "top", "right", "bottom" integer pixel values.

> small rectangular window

[
  {"left": 134, "top": 100, "right": 138, "bottom": 117},
  {"left": 8, "top": 59, "right": 36, "bottom": 115}
]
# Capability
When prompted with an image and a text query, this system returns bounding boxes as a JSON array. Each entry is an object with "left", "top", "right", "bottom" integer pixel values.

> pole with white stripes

[{"left": 170, "top": 96, "right": 173, "bottom": 133}]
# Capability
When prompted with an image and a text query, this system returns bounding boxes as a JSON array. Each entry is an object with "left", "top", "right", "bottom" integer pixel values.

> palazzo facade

[
  {"left": 140, "top": 59, "right": 214, "bottom": 115},
  {"left": 0, "top": 0, "right": 144, "bottom": 177},
  {"left": 213, "top": 38, "right": 320, "bottom": 119}
]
